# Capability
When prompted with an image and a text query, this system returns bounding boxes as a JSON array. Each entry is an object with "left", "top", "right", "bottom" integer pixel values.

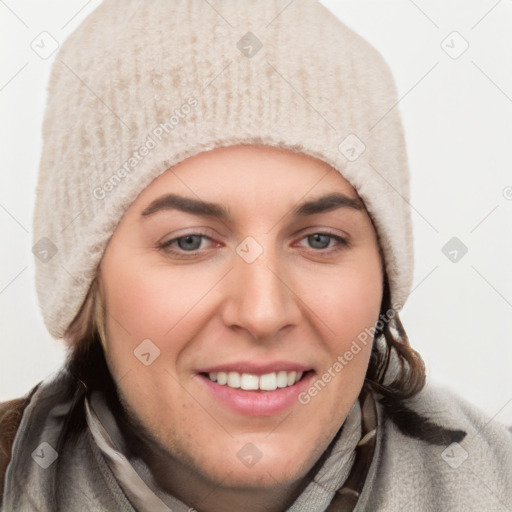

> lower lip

[{"left": 197, "top": 371, "right": 315, "bottom": 416}]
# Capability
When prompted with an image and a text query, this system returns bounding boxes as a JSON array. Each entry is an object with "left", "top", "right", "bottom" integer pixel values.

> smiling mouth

[{"left": 199, "top": 370, "right": 312, "bottom": 392}]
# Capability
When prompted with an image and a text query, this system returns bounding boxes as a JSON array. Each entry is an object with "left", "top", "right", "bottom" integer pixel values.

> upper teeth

[{"left": 208, "top": 371, "right": 304, "bottom": 391}]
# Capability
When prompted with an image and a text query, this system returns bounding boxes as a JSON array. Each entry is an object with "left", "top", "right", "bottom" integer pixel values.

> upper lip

[{"left": 197, "top": 361, "right": 313, "bottom": 375}]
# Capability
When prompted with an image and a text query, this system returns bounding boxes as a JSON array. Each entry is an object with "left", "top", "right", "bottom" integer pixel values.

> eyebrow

[{"left": 140, "top": 192, "right": 364, "bottom": 220}]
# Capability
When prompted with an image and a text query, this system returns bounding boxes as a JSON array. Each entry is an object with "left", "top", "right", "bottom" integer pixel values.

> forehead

[{"left": 136, "top": 144, "right": 359, "bottom": 205}]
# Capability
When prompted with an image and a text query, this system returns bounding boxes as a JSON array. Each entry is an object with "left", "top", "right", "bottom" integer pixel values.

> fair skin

[{"left": 98, "top": 144, "right": 383, "bottom": 512}]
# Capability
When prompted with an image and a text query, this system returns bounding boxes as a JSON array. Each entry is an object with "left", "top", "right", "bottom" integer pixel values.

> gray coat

[{"left": 2, "top": 367, "right": 511, "bottom": 511}]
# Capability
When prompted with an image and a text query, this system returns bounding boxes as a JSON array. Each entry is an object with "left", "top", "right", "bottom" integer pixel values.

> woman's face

[{"left": 99, "top": 144, "right": 383, "bottom": 493}]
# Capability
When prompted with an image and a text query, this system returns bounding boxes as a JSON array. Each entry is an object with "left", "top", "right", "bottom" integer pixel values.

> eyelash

[{"left": 158, "top": 230, "right": 350, "bottom": 258}]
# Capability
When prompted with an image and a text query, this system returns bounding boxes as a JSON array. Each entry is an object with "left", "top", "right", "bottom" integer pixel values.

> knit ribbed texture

[{"left": 33, "top": 0, "right": 413, "bottom": 339}]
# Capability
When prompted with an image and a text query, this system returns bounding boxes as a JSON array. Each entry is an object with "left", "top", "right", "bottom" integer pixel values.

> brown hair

[{"left": 64, "top": 275, "right": 466, "bottom": 446}]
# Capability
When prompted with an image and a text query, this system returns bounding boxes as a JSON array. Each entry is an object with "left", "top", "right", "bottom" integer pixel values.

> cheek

[
  {"left": 99, "top": 248, "right": 224, "bottom": 383},
  {"left": 102, "top": 251, "right": 212, "bottom": 339},
  {"left": 298, "top": 250, "right": 383, "bottom": 407},
  {"left": 305, "top": 254, "right": 383, "bottom": 344}
]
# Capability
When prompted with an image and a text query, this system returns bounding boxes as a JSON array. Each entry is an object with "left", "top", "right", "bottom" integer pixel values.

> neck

[
  {"left": 144, "top": 448, "right": 309, "bottom": 512},
  {"left": 79, "top": 350, "right": 347, "bottom": 512},
  {"left": 114, "top": 398, "right": 331, "bottom": 512}
]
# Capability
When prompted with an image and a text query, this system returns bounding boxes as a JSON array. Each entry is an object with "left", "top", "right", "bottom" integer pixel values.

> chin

[{"left": 196, "top": 457, "right": 307, "bottom": 491}]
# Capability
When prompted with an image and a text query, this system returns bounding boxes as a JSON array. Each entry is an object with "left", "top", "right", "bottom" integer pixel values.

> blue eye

[
  {"left": 160, "top": 234, "right": 209, "bottom": 252},
  {"left": 175, "top": 234, "right": 204, "bottom": 251},
  {"left": 307, "top": 233, "right": 333, "bottom": 249},
  {"left": 299, "top": 232, "right": 349, "bottom": 252},
  {"left": 158, "top": 231, "right": 349, "bottom": 259}
]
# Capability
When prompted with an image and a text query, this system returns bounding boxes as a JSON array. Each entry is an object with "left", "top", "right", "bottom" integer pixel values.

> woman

[{"left": 1, "top": 1, "right": 511, "bottom": 511}]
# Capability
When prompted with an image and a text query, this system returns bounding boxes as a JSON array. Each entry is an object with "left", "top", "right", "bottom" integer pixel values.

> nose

[{"left": 220, "top": 247, "right": 302, "bottom": 341}]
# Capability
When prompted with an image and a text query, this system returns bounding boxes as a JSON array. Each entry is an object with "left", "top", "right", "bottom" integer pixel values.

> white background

[{"left": 1, "top": 0, "right": 511, "bottom": 425}]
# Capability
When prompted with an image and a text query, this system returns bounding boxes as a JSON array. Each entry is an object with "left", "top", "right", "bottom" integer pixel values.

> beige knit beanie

[{"left": 33, "top": 0, "right": 413, "bottom": 340}]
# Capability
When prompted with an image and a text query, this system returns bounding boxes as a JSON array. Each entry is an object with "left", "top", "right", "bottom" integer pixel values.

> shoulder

[
  {"left": 408, "top": 381, "right": 512, "bottom": 454},
  {"left": 0, "top": 383, "right": 42, "bottom": 456},
  {"left": 0, "top": 383, "right": 42, "bottom": 504},
  {"left": 363, "top": 382, "right": 512, "bottom": 511},
  {"left": 0, "top": 396, "right": 29, "bottom": 465}
]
